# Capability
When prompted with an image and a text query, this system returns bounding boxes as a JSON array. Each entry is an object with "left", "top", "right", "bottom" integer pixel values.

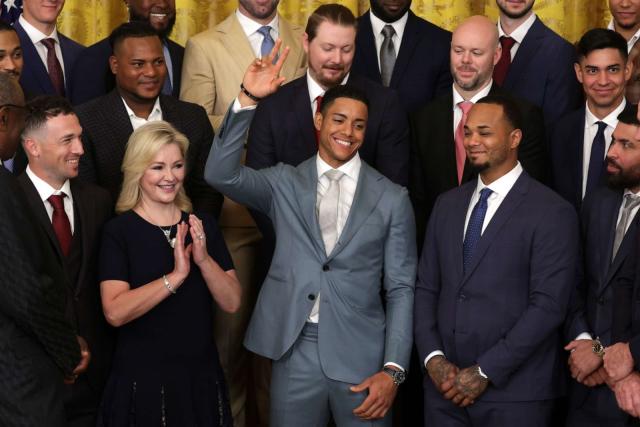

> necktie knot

[
  {"left": 257, "top": 26, "right": 272, "bottom": 38},
  {"left": 479, "top": 187, "right": 493, "bottom": 202},
  {"left": 41, "top": 38, "right": 56, "bottom": 50},
  {"left": 382, "top": 25, "right": 395, "bottom": 39},
  {"left": 458, "top": 101, "right": 474, "bottom": 115},
  {"left": 324, "top": 169, "right": 345, "bottom": 182},
  {"left": 48, "top": 193, "right": 66, "bottom": 210},
  {"left": 624, "top": 193, "right": 640, "bottom": 210},
  {"left": 500, "top": 36, "right": 516, "bottom": 52},
  {"left": 596, "top": 121, "right": 607, "bottom": 135}
]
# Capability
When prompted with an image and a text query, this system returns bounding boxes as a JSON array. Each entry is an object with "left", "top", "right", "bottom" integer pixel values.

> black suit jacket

[
  {"left": 69, "top": 37, "right": 184, "bottom": 105},
  {"left": 550, "top": 107, "right": 585, "bottom": 211},
  {"left": 17, "top": 174, "right": 114, "bottom": 394},
  {"left": 352, "top": 11, "right": 451, "bottom": 114},
  {"left": 501, "top": 16, "right": 582, "bottom": 127},
  {"left": 0, "top": 168, "right": 79, "bottom": 426},
  {"left": 410, "top": 84, "right": 548, "bottom": 244},
  {"left": 76, "top": 90, "right": 222, "bottom": 217}
]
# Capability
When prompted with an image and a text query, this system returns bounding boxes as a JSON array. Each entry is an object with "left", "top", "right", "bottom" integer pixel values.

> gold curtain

[{"left": 59, "top": 0, "right": 612, "bottom": 47}]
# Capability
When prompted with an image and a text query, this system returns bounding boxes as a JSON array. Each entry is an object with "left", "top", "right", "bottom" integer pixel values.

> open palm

[{"left": 242, "top": 39, "right": 290, "bottom": 100}]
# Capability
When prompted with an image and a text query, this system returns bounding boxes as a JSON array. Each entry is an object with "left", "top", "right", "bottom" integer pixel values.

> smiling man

[
  {"left": 609, "top": 0, "right": 640, "bottom": 52},
  {"left": 206, "top": 43, "right": 416, "bottom": 427},
  {"left": 70, "top": 0, "right": 182, "bottom": 105},
  {"left": 414, "top": 95, "right": 579, "bottom": 427},
  {"left": 0, "top": 21, "right": 23, "bottom": 81},
  {"left": 75, "top": 22, "right": 222, "bottom": 218}
]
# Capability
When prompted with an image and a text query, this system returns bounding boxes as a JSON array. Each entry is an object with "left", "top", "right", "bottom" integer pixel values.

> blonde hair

[{"left": 116, "top": 121, "right": 193, "bottom": 214}]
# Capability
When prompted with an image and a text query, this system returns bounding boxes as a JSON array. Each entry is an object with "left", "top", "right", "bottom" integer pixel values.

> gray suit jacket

[{"left": 205, "top": 107, "right": 416, "bottom": 384}]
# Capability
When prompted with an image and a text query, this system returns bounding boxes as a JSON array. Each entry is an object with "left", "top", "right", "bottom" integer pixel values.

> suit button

[
  {"left": 322, "top": 264, "right": 330, "bottom": 271},
  {"left": 598, "top": 297, "right": 605, "bottom": 305},
  {"left": 458, "top": 293, "right": 466, "bottom": 301},
  {"left": 308, "top": 294, "right": 316, "bottom": 301}
]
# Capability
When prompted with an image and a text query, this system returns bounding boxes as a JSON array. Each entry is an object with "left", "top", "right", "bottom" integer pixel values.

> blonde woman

[{"left": 97, "top": 121, "right": 240, "bottom": 426}]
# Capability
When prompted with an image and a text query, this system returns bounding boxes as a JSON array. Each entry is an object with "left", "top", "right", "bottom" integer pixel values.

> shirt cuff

[
  {"left": 232, "top": 97, "right": 258, "bottom": 113},
  {"left": 478, "top": 366, "right": 489, "bottom": 379},
  {"left": 575, "top": 332, "right": 593, "bottom": 341},
  {"left": 384, "top": 362, "right": 405, "bottom": 372},
  {"left": 424, "top": 350, "right": 445, "bottom": 369}
]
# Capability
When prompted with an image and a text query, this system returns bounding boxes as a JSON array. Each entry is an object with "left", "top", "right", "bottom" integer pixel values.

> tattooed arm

[
  {"left": 444, "top": 364, "right": 489, "bottom": 407},
  {"left": 426, "top": 355, "right": 460, "bottom": 395}
]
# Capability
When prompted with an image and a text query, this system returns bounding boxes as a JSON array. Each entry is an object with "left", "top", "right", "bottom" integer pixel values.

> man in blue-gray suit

[
  {"left": 13, "top": 0, "right": 83, "bottom": 98},
  {"left": 414, "top": 95, "right": 579, "bottom": 426},
  {"left": 206, "top": 42, "right": 416, "bottom": 426}
]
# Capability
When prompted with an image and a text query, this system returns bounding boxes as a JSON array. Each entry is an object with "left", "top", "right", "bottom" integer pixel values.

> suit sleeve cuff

[{"left": 424, "top": 350, "right": 445, "bottom": 369}]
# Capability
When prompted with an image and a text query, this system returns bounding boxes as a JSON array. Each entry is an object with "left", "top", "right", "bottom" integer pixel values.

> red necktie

[
  {"left": 315, "top": 95, "right": 323, "bottom": 144},
  {"left": 41, "top": 38, "right": 65, "bottom": 96},
  {"left": 493, "top": 36, "right": 516, "bottom": 86},
  {"left": 455, "top": 101, "right": 473, "bottom": 185},
  {"left": 48, "top": 193, "right": 72, "bottom": 257}
]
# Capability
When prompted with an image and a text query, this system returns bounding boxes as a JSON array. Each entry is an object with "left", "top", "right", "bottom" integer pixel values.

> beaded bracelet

[
  {"left": 240, "top": 83, "right": 262, "bottom": 102},
  {"left": 162, "top": 274, "right": 177, "bottom": 294}
]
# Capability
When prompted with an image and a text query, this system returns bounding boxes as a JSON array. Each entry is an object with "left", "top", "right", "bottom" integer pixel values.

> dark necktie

[
  {"left": 315, "top": 95, "right": 323, "bottom": 144},
  {"left": 493, "top": 36, "right": 516, "bottom": 86},
  {"left": 257, "top": 26, "right": 276, "bottom": 63},
  {"left": 463, "top": 188, "right": 493, "bottom": 273},
  {"left": 586, "top": 121, "right": 607, "bottom": 196},
  {"left": 380, "top": 25, "right": 397, "bottom": 87},
  {"left": 41, "top": 38, "right": 65, "bottom": 96},
  {"left": 48, "top": 193, "right": 72, "bottom": 257},
  {"left": 161, "top": 43, "right": 172, "bottom": 95}
]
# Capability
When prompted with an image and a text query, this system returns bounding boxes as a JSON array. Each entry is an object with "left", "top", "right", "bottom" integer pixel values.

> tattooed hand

[
  {"left": 444, "top": 364, "right": 489, "bottom": 407},
  {"left": 426, "top": 355, "right": 459, "bottom": 394}
]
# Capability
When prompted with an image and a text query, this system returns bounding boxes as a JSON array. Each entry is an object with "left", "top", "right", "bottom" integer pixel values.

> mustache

[{"left": 323, "top": 64, "right": 344, "bottom": 70}]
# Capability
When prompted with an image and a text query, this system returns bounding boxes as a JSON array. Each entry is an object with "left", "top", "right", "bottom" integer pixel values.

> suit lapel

[
  {"left": 70, "top": 180, "right": 89, "bottom": 296},
  {"left": 105, "top": 90, "right": 136, "bottom": 160},
  {"left": 503, "top": 18, "right": 544, "bottom": 89},
  {"left": 292, "top": 78, "right": 317, "bottom": 152},
  {"left": 571, "top": 110, "right": 586, "bottom": 207},
  {"left": 293, "top": 158, "right": 326, "bottom": 259},
  {"left": 435, "top": 92, "right": 460, "bottom": 185},
  {"left": 451, "top": 182, "right": 476, "bottom": 285},
  {"left": 221, "top": 15, "right": 259, "bottom": 74},
  {"left": 15, "top": 22, "right": 54, "bottom": 94},
  {"left": 357, "top": 13, "right": 382, "bottom": 83},
  {"left": 595, "top": 191, "right": 620, "bottom": 295},
  {"left": 390, "top": 12, "right": 419, "bottom": 88},
  {"left": 278, "top": 14, "right": 305, "bottom": 79},
  {"left": 58, "top": 35, "right": 73, "bottom": 93}
]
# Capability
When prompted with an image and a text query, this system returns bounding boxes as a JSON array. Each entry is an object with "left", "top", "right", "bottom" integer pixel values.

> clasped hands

[{"left": 426, "top": 356, "right": 489, "bottom": 408}]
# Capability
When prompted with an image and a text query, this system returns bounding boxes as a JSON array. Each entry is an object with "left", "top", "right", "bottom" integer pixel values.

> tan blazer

[{"left": 180, "top": 12, "right": 306, "bottom": 228}]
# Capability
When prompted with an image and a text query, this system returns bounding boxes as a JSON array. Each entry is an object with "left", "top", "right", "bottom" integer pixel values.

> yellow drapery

[{"left": 59, "top": 0, "right": 612, "bottom": 47}]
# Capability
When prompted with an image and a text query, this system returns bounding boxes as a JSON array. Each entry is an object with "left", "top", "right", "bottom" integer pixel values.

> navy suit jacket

[
  {"left": 14, "top": 20, "right": 84, "bottom": 97},
  {"left": 550, "top": 107, "right": 585, "bottom": 210},
  {"left": 68, "top": 37, "right": 184, "bottom": 105},
  {"left": 414, "top": 171, "right": 579, "bottom": 401},
  {"left": 352, "top": 10, "right": 451, "bottom": 113},
  {"left": 501, "top": 17, "right": 582, "bottom": 127}
]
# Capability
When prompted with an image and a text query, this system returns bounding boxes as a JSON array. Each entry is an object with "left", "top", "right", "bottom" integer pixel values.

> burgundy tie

[
  {"left": 41, "top": 38, "right": 65, "bottom": 96},
  {"left": 48, "top": 193, "right": 72, "bottom": 257},
  {"left": 493, "top": 36, "right": 516, "bottom": 86},
  {"left": 315, "top": 95, "right": 324, "bottom": 144}
]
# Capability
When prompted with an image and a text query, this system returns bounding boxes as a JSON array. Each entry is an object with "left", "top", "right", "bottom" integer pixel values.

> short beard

[
  {"left": 129, "top": 10, "right": 176, "bottom": 39},
  {"left": 370, "top": 0, "right": 412, "bottom": 23},
  {"left": 469, "top": 161, "right": 490, "bottom": 175},
  {"left": 497, "top": 2, "right": 534, "bottom": 20},
  {"left": 453, "top": 73, "right": 482, "bottom": 92},
  {"left": 238, "top": 0, "right": 278, "bottom": 21}
]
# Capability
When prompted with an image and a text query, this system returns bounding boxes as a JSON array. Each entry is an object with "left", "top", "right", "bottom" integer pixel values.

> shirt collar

[
  {"left": 26, "top": 165, "right": 72, "bottom": 203},
  {"left": 369, "top": 10, "right": 409, "bottom": 42},
  {"left": 608, "top": 20, "right": 640, "bottom": 52},
  {"left": 316, "top": 151, "right": 361, "bottom": 182},
  {"left": 585, "top": 98, "right": 626, "bottom": 129},
  {"left": 307, "top": 69, "right": 350, "bottom": 103},
  {"left": 121, "top": 96, "right": 162, "bottom": 121},
  {"left": 235, "top": 9, "right": 279, "bottom": 38},
  {"left": 19, "top": 14, "right": 59, "bottom": 43},
  {"left": 476, "top": 162, "right": 523, "bottom": 197},
  {"left": 452, "top": 80, "right": 493, "bottom": 109},
  {"left": 497, "top": 13, "right": 537, "bottom": 44}
]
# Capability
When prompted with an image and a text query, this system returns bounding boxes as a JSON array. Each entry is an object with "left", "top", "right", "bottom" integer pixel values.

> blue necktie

[
  {"left": 463, "top": 188, "right": 493, "bottom": 273},
  {"left": 585, "top": 121, "right": 607, "bottom": 196},
  {"left": 257, "top": 26, "right": 275, "bottom": 60}
]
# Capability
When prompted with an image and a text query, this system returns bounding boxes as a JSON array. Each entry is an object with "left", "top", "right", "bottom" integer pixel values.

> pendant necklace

[{"left": 140, "top": 205, "right": 178, "bottom": 248}]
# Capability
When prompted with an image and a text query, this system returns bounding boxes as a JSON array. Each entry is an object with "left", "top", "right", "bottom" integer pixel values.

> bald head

[{"left": 450, "top": 15, "right": 501, "bottom": 98}]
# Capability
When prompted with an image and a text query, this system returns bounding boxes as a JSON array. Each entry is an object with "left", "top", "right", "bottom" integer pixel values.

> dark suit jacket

[
  {"left": 564, "top": 186, "right": 638, "bottom": 413},
  {"left": 501, "top": 16, "right": 582, "bottom": 127},
  {"left": 18, "top": 174, "right": 114, "bottom": 395},
  {"left": 68, "top": 37, "right": 184, "bottom": 105},
  {"left": 14, "top": 20, "right": 84, "bottom": 97},
  {"left": 76, "top": 90, "right": 222, "bottom": 217},
  {"left": 0, "top": 168, "right": 79, "bottom": 426},
  {"left": 550, "top": 107, "right": 585, "bottom": 210},
  {"left": 352, "top": 10, "right": 451, "bottom": 114},
  {"left": 414, "top": 171, "right": 579, "bottom": 402},
  {"left": 410, "top": 84, "right": 548, "bottom": 243}
]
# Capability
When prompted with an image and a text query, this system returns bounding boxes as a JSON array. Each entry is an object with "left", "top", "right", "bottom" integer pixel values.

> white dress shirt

[
  {"left": 581, "top": 99, "right": 626, "bottom": 198},
  {"left": 497, "top": 13, "right": 537, "bottom": 60},
  {"left": 369, "top": 11, "right": 408, "bottom": 71},
  {"left": 26, "top": 166, "right": 75, "bottom": 233},
  {"left": 424, "top": 162, "right": 524, "bottom": 369},
  {"left": 608, "top": 20, "right": 640, "bottom": 53},
  {"left": 236, "top": 10, "right": 279, "bottom": 58},
  {"left": 306, "top": 70, "right": 350, "bottom": 116},
  {"left": 452, "top": 81, "right": 493, "bottom": 135},
  {"left": 18, "top": 15, "right": 66, "bottom": 80},
  {"left": 122, "top": 97, "right": 163, "bottom": 130}
]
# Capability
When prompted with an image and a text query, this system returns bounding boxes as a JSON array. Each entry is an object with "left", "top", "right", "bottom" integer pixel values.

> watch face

[{"left": 396, "top": 371, "right": 406, "bottom": 383}]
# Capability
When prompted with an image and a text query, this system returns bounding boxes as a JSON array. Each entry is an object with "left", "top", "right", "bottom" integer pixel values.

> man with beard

[
  {"left": 0, "top": 21, "right": 23, "bottom": 81},
  {"left": 414, "top": 94, "right": 579, "bottom": 427},
  {"left": 179, "top": 1, "right": 305, "bottom": 425},
  {"left": 410, "top": 15, "right": 546, "bottom": 244},
  {"left": 493, "top": 0, "right": 582, "bottom": 127},
  {"left": 69, "top": 0, "right": 181, "bottom": 105},
  {"left": 609, "top": 0, "right": 640, "bottom": 52},
  {"left": 550, "top": 29, "right": 631, "bottom": 211},
  {"left": 351, "top": 0, "right": 451, "bottom": 114},
  {"left": 564, "top": 102, "right": 640, "bottom": 426}
]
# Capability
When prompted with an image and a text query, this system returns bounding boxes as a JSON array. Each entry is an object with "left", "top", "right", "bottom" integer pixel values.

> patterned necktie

[
  {"left": 257, "top": 26, "right": 276, "bottom": 62},
  {"left": 380, "top": 25, "right": 397, "bottom": 87},
  {"left": 612, "top": 194, "right": 640, "bottom": 261},
  {"left": 463, "top": 188, "right": 493, "bottom": 273},
  {"left": 586, "top": 121, "right": 607, "bottom": 196},
  {"left": 318, "top": 169, "right": 345, "bottom": 255},
  {"left": 41, "top": 38, "right": 65, "bottom": 96},
  {"left": 48, "top": 193, "right": 72, "bottom": 257},
  {"left": 455, "top": 101, "right": 474, "bottom": 184},
  {"left": 493, "top": 36, "right": 516, "bottom": 86}
]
